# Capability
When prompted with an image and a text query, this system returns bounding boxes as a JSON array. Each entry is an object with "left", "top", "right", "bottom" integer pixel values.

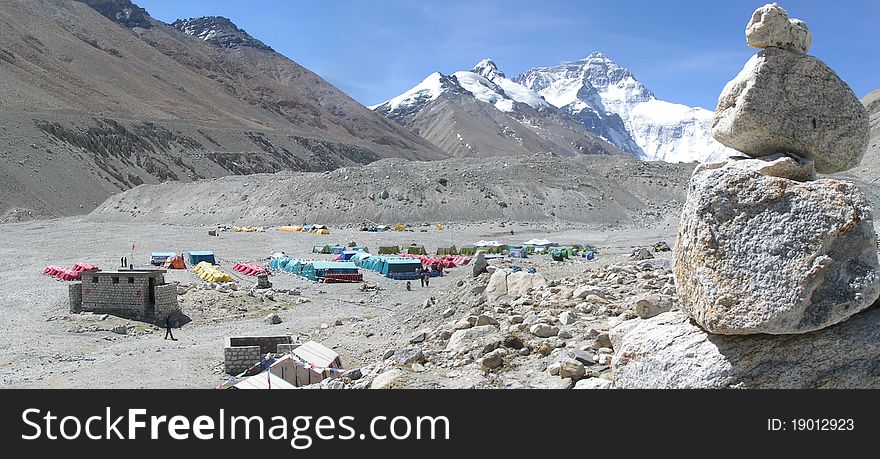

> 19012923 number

[{"left": 791, "top": 419, "right": 854, "bottom": 431}]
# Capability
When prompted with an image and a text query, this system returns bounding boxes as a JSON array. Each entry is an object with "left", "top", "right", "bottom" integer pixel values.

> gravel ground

[{"left": 0, "top": 216, "right": 678, "bottom": 388}]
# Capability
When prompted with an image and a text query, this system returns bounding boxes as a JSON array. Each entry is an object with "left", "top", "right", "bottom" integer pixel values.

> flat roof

[{"left": 84, "top": 269, "right": 166, "bottom": 276}]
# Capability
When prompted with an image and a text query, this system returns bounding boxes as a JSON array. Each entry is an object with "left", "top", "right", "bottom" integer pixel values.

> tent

[
  {"left": 330, "top": 245, "right": 346, "bottom": 255},
  {"left": 193, "top": 261, "right": 232, "bottom": 282},
  {"left": 380, "top": 258, "right": 423, "bottom": 280},
  {"left": 459, "top": 246, "right": 477, "bottom": 256},
  {"left": 378, "top": 246, "right": 400, "bottom": 255},
  {"left": 312, "top": 245, "right": 326, "bottom": 254},
  {"left": 279, "top": 225, "right": 303, "bottom": 233},
  {"left": 188, "top": 251, "right": 216, "bottom": 265},
  {"left": 230, "top": 372, "right": 298, "bottom": 390},
  {"left": 151, "top": 252, "right": 176, "bottom": 266},
  {"left": 269, "top": 253, "right": 290, "bottom": 271},
  {"left": 296, "top": 261, "right": 361, "bottom": 283},
  {"left": 163, "top": 256, "right": 186, "bottom": 270},
  {"left": 339, "top": 251, "right": 358, "bottom": 261},
  {"left": 509, "top": 247, "right": 527, "bottom": 259},
  {"left": 271, "top": 341, "right": 342, "bottom": 387},
  {"left": 405, "top": 245, "right": 427, "bottom": 255},
  {"left": 436, "top": 246, "right": 458, "bottom": 256}
]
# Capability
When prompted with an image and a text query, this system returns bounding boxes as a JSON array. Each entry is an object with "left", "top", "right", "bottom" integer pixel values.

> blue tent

[
  {"left": 300, "top": 261, "right": 359, "bottom": 282},
  {"left": 339, "top": 251, "right": 358, "bottom": 261},
  {"left": 269, "top": 254, "right": 290, "bottom": 271},
  {"left": 509, "top": 248, "right": 527, "bottom": 259},
  {"left": 380, "top": 258, "right": 423, "bottom": 280},
  {"left": 330, "top": 245, "right": 346, "bottom": 255},
  {"left": 188, "top": 251, "right": 216, "bottom": 265}
]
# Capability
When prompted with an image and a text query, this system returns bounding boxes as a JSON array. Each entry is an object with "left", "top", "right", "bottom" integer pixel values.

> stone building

[
  {"left": 69, "top": 269, "right": 179, "bottom": 322},
  {"left": 224, "top": 335, "right": 299, "bottom": 375}
]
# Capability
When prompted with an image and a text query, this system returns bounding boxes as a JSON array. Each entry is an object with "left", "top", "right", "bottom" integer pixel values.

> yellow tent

[
  {"left": 314, "top": 229, "right": 330, "bottom": 235},
  {"left": 193, "top": 261, "right": 233, "bottom": 282},
  {"left": 280, "top": 225, "right": 303, "bottom": 233}
]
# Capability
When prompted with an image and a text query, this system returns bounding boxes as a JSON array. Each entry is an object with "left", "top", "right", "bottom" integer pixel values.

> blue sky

[{"left": 137, "top": 0, "right": 878, "bottom": 109}]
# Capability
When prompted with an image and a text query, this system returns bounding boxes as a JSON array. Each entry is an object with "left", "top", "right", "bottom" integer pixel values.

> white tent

[
  {"left": 231, "top": 372, "right": 297, "bottom": 390},
  {"left": 271, "top": 341, "right": 343, "bottom": 387},
  {"left": 474, "top": 240, "right": 502, "bottom": 247}
]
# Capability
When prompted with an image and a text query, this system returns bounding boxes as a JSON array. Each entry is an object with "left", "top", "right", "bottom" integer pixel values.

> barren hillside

[
  {"left": 86, "top": 154, "right": 695, "bottom": 227},
  {"left": 0, "top": 0, "right": 445, "bottom": 221}
]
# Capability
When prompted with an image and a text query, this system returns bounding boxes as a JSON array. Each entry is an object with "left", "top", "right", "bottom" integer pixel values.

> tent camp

[
  {"left": 188, "top": 251, "right": 216, "bottom": 265},
  {"left": 279, "top": 225, "right": 303, "bottom": 233},
  {"left": 271, "top": 341, "right": 343, "bottom": 387}
]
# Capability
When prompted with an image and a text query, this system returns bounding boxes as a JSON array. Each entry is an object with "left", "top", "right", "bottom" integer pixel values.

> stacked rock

[
  {"left": 674, "top": 3, "right": 879, "bottom": 335},
  {"left": 611, "top": 4, "right": 880, "bottom": 388}
]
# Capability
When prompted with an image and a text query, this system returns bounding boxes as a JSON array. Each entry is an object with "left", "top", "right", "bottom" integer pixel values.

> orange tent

[{"left": 164, "top": 256, "right": 186, "bottom": 270}]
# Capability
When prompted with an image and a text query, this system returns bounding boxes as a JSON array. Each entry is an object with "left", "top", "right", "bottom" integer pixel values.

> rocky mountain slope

[
  {"left": 371, "top": 60, "right": 628, "bottom": 158},
  {"left": 0, "top": 0, "right": 445, "bottom": 222},
  {"left": 848, "top": 90, "right": 880, "bottom": 181},
  {"left": 516, "top": 52, "right": 735, "bottom": 163},
  {"left": 86, "top": 154, "right": 694, "bottom": 226}
]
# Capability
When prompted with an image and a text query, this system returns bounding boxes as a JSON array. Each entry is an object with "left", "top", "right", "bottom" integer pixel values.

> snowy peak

[
  {"left": 171, "top": 16, "right": 273, "bottom": 52},
  {"left": 373, "top": 60, "right": 550, "bottom": 118},
  {"left": 516, "top": 52, "right": 734, "bottom": 163},
  {"left": 473, "top": 58, "right": 505, "bottom": 80},
  {"left": 370, "top": 72, "right": 467, "bottom": 119}
]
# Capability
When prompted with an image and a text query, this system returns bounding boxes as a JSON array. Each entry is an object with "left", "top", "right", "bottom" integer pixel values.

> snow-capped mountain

[
  {"left": 516, "top": 52, "right": 734, "bottom": 163},
  {"left": 371, "top": 60, "right": 628, "bottom": 158}
]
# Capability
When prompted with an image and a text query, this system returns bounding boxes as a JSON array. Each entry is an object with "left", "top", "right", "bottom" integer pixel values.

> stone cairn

[
  {"left": 678, "top": 2, "right": 877, "bottom": 335},
  {"left": 611, "top": 4, "right": 880, "bottom": 388}
]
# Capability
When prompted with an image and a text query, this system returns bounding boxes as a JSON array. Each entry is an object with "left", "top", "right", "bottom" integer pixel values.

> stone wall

[
  {"left": 224, "top": 335, "right": 295, "bottom": 375},
  {"left": 68, "top": 284, "right": 82, "bottom": 313},
  {"left": 224, "top": 345, "right": 261, "bottom": 375},
  {"left": 228, "top": 335, "right": 294, "bottom": 354},
  {"left": 153, "top": 284, "right": 179, "bottom": 321},
  {"left": 276, "top": 343, "right": 301, "bottom": 354},
  {"left": 79, "top": 274, "right": 151, "bottom": 319}
]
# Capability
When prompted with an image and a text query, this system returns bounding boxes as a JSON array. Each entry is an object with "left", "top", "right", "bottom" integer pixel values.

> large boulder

[
  {"left": 485, "top": 269, "right": 508, "bottom": 302},
  {"left": 611, "top": 309, "right": 880, "bottom": 389},
  {"left": 506, "top": 271, "right": 547, "bottom": 298},
  {"left": 472, "top": 253, "right": 488, "bottom": 278},
  {"left": 712, "top": 48, "right": 869, "bottom": 174},
  {"left": 445, "top": 325, "right": 501, "bottom": 355},
  {"left": 745, "top": 3, "right": 811, "bottom": 54},
  {"left": 674, "top": 163, "right": 880, "bottom": 334}
]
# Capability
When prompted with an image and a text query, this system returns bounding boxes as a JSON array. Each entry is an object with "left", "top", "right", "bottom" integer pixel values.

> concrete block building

[
  {"left": 224, "top": 335, "right": 298, "bottom": 375},
  {"left": 68, "top": 269, "right": 179, "bottom": 322}
]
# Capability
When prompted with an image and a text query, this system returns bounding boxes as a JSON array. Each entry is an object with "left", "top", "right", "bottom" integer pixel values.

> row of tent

[
  {"left": 399, "top": 253, "right": 471, "bottom": 270},
  {"left": 43, "top": 262, "right": 98, "bottom": 281},
  {"left": 270, "top": 254, "right": 362, "bottom": 283},
  {"left": 312, "top": 244, "right": 369, "bottom": 255},
  {"left": 232, "top": 226, "right": 266, "bottom": 233},
  {"left": 376, "top": 245, "right": 427, "bottom": 255},
  {"left": 279, "top": 225, "right": 330, "bottom": 235},
  {"left": 193, "top": 262, "right": 233, "bottom": 283},
  {"left": 232, "top": 262, "right": 270, "bottom": 276}
]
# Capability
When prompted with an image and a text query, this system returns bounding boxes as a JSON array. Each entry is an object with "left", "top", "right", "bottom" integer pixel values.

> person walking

[
  {"left": 406, "top": 281, "right": 412, "bottom": 291},
  {"left": 423, "top": 269, "right": 430, "bottom": 288},
  {"left": 419, "top": 268, "right": 425, "bottom": 287},
  {"left": 164, "top": 316, "right": 177, "bottom": 341}
]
